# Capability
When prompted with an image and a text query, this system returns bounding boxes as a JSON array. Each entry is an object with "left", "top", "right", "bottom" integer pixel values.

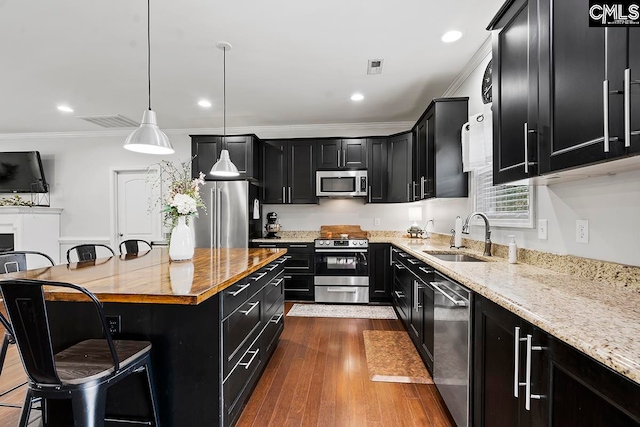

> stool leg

[
  {"left": 71, "top": 385, "right": 107, "bottom": 427},
  {"left": 18, "top": 389, "right": 34, "bottom": 427},
  {"left": 144, "top": 361, "right": 161, "bottom": 426},
  {"left": 0, "top": 332, "right": 11, "bottom": 378}
]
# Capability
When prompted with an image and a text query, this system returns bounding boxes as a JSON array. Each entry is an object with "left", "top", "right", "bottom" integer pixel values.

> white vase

[
  {"left": 169, "top": 216, "right": 195, "bottom": 261},
  {"left": 169, "top": 262, "right": 194, "bottom": 294}
]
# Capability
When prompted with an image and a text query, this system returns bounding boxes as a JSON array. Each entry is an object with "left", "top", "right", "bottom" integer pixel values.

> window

[{"left": 473, "top": 166, "right": 534, "bottom": 228}]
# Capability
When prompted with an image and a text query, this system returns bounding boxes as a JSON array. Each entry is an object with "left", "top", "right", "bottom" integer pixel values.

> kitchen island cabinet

[{"left": 3, "top": 247, "right": 287, "bottom": 427}]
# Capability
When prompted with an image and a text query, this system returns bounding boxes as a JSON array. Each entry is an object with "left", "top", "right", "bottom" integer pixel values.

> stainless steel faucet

[
  {"left": 422, "top": 219, "right": 434, "bottom": 239},
  {"left": 462, "top": 212, "right": 492, "bottom": 256}
]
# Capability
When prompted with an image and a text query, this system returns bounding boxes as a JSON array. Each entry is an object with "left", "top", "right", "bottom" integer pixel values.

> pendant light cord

[
  {"left": 223, "top": 46, "right": 226, "bottom": 149},
  {"left": 147, "top": 0, "right": 152, "bottom": 111}
]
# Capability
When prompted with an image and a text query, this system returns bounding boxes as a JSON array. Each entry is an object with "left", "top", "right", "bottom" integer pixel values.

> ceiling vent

[
  {"left": 367, "top": 59, "right": 384, "bottom": 75},
  {"left": 76, "top": 114, "right": 140, "bottom": 128}
]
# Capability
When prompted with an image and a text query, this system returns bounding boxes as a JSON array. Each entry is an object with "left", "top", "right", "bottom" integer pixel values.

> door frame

[{"left": 109, "top": 166, "right": 163, "bottom": 250}]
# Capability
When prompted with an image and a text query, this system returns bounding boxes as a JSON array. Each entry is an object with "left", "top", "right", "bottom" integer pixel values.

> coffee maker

[{"left": 264, "top": 212, "right": 281, "bottom": 238}]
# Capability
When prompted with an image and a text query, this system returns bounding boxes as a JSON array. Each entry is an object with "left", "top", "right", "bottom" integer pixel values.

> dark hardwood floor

[
  {"left": 237, "top": 302, "right": 455, "bottom": 427},
  {"left": 0, "top": 303, "right": 455, "bottom": 427}
]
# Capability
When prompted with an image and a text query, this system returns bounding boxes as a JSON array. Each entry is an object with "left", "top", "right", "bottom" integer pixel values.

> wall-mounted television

[{"left": 0, "top": 151, "right": 49, "bottom": 193}]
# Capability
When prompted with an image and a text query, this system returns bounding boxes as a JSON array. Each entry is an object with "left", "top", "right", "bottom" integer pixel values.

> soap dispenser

[{"left": 508, "top": 235, "right": 518, "bottom": 264}]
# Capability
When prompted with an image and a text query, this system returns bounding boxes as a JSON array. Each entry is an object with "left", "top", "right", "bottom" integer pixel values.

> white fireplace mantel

[{"left": 0, "top": 207, "right": 63, "bottom": 265}]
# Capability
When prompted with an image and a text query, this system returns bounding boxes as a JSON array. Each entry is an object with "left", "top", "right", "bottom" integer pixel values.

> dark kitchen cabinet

[
  {"left": 252, "top": 242, "right": 315, "bottom": 300},
  {"left": 488, "top": 0, "right": 539, "bottom": 184},
  {"left": 316, "top": 138, "right": 367, "bottom": 170},
  {"left": 474, "top": 295, "right": 547, "bottom": 427},
  {"left": 489, "top": 0, "right": 640, "bottom": 184},
  {"left": 387, "top": 132, "right": 413, "bottom": 203},
  {"left": 191, "top": 134, "right": 260, "bottom": 180},
  {"left": 366, "top": 137, "right": 388, "bottom": 203},
  {"left": 413, "top": 115, "right": 431, "bottom": 200},
  {"left": 368, "top": 243, "right": 391, "bottom": 302},
  {"left": 262, "top": 140, "right": 317, "bottom": 204}
]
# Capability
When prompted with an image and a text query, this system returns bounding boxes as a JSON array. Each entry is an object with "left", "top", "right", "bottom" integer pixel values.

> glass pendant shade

[
  {"left": 124, "top": 110, "right": 174, "bottom": 155},
  {"left": 210, "top": 149, "right": 239, "bottom": 177}
]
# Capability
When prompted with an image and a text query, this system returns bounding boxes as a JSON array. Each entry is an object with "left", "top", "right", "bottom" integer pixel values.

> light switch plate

[
  {"left": 374, "top": 218, "right": 381, "bottom": 226},
  {"left": 538, "top": 219, "right": 548, "bottom": 240},
  {"left": 576, "top": 220, "right": 589, "bottom": 243}
]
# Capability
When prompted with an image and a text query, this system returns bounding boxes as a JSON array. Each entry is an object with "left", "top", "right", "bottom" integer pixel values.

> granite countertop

[
  {"left": 390, "top": 238, "right": 640, "bottom": 386},
  {"left": 251, "top": 232, "right": 640, "bottom": 383}
]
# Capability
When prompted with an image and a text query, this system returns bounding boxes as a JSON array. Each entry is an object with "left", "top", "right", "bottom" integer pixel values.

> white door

[{"left": 115, "top": 170, "right": 162, "bottom": 247}]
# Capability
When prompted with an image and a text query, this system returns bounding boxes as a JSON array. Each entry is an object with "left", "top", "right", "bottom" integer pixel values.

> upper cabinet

[
  {"left": 366, "top": 137, "right": 388, "bottom": 203},
  {"left": 414, "top": 98, "right": 469, "bottom": 199},
  {"left": 191, "top": 135, "right": 260, "bottom": 180},
  {"left": 489, "top": 0, "right": 640, "bottom": 185},
  {"left": 262, "top": 140, "right": 317, "bottom": 204},
  {"left": 316, "top": 139, "right": 367, "bottom": 170},
  {"left": 387, "top": 132, "right": 413, "bottom": 203}
]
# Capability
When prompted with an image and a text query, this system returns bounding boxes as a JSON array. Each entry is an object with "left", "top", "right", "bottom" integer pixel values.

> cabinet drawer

[
  {"left": 222, "top": 296, "right": 263, "bottom": 378},
  {"left": 263, "top": 305, "right": 285, "bottom": 356},
  {"left": 392, "top": 280, "right": 409, "bottom": 326},
  {"left": 284, "top": 274, "right": 314, "bottom": 300},
  {"left": 285, "top": 252, "right": 314, "bottom": 273},
  {"left": 264, "top": 272, "right": 284, "bottom": 314},
  {"left": 223, "top": 339, "right": 262, "bottom": 427}
]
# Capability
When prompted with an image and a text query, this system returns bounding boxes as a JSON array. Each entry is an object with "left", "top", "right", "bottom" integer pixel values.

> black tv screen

[{"left": 0, "top": 151, "right": 48, "bottom": 193}]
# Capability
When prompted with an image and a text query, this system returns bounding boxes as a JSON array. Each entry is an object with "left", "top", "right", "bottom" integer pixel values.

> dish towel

[
  {"left": 252, "top": 198, "right": 260, "bottom": 220},
  {"left": 461, "top": 104, "right": 493, "bottom": 171}
]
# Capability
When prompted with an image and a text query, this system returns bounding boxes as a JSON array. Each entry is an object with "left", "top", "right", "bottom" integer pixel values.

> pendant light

[
  {"left": 210, "top": 42, "right": 239, "bottom": 177},
  {"left": 123, "top": 0, "right": 174, "bottom": 155}
]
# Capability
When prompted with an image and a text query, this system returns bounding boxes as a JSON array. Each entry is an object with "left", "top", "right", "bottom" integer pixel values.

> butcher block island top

[{"left": 3, "top": 247, "right": 287, "bottom": 305}]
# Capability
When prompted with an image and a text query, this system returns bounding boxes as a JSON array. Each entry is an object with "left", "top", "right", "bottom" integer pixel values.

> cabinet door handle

[
  {"left": 524, "top": 334, "right": 544, "bottom": 410},
  {"left": 625, "top": 68, "right": 631, "bottom": 148},
  {"left": 603, "top": 79, "right": 611, "bottom": 153},
  {"left": 270, "top": 313, "right": 284, "bottom": 324},
  {"left": 418, "top": 267, "right": 432, "bottom": 275},
  {"left": 514, "top": 326, "right": 521, "bottom": 397},
  {"left": 413, "top": 281, "right": 423, "bottom": 311},
  {"left": 342, "top": 149, "right": 346, "bottom": 167},
  {"left": 421, "top": 176, "right": 425, "bottom": 199},
  {"left": 394, "top": 290, "right": 405, "bottom": 299},
  {"left": 252, "top": 272, "right": 268, "bottom": 281},
  {"left": 368, "top": 186, "right": 372, "bottom": 203},
  {"left": 524, "top": 122, "right": 530, "bottom": 173},
  {"left": 228, "top": 283, "right": 251, "bottom": 297},
  {"left": 337, "top": 149, "right": 341, "bottom": 167},
  {"left": 282, "top": 186, "right": 286, "bottom": 203},
  {"left": 407, "top": 258, "right": 419, "bottom": 265},
  {"left": 288, "top": 187, "right": 292, "bottom": 204},
  {"left": 239, "top": 348, "right": 260, "bottom": 369},
  {"left": 394, "top": 264, "right": 406, "bottom": 270},
  {"left": 289, "top": 244, "right": 308, "bottom": 248},
  {"left": 272, "top": 278, "right": 284, "bottom": 287},
  {"left": 239, "top": 301, "right": 260, "bottom": 315}
]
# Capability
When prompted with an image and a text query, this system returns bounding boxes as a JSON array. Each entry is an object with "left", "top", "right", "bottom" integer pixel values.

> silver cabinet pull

[
  {"left": 514, "top": 326, "right": 521, "bottom": 397},
  {"left": 258, "top": 244, "right": 276, "bottom": 248},
  {"left": 266, "top": 263, "right": 279, "bottom": 271},
  {"left": 289, "top": 244, "right": 308, "bottom": 248},
  {"left": 283, "top": 275, "right": 292, "bottom": 279},
  {"left": 394, "top": 290, "right": 405, "bottom": 299},
  {"left": 288, "top": 187, "right": 292, "bottom": 204},
  {"left": 603, "top": 80, "right": 611, "bottom": 152},
  {"left": 413, "top": 280, "right": 423, "bottom": 311},
  {"left": 418, "top": 267, "right": 432, "bottom": 275},
  {"left": 524, "top": 334, "right": 544, "bottom": 410},
  {"left": 239, "top": 301, "right": 259, "bottom": 315},
  {"left": 394, "top": 264, "right": 406, "bottom": 270},
  {"left": 430, "top": 282, "right": 466, "bottom": 306},
  {"left": 272, "top": 278, "right": 284, "bottom": 287},
  {"left": 337, "top": 149, "right": 341, "bottom": 167},
  {"left": 342, "top": 149, "right": 346, "bottom": 167},
  {"left": 407, "top": 258, "right": 420, "bottom": 265},
  {"left": 326, "top": 287, "right": 357, "bottom": 293},
  {"left": 524, "top": 123, "right": 529, "bottom": 173},
  {"left": 368, "top": 186, "right": 372, "bottom": 203},
  {"left": 228, "top": 283, "right": 251, "bottom": 297},
  {"left": 391, "top": 248, "right": 400, "bottom": 253},
  {"left": 625, "top": 68, "right": 631, "bottom": 148},
  {"left": 270, "top": 313, "right": 284, "bottom": 324},
  {"left": 252, "top": 272, "right": 268, "bottom": 281},
  {"left": 421, "top": 176, "right": 425, "bottom": 199},
  {"left": 399, "top": 252, "right": 409, "bottom": 258},
  {"left": 282, "top": 186, "right": 286, "bottom": 203},
  {"left": 239, "top": 348, "right": 260, "bottom": 369}
]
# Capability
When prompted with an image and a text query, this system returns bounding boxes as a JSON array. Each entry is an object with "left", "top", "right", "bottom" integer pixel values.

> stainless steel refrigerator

[{"left": 193, "top": 181, "right": 261, "bottom": 248}]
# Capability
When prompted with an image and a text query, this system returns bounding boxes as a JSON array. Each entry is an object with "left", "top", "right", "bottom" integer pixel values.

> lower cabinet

[
  {"left": 252, "top": 242, "right": 315, "bottom": 301},
  {"left": 221, "top": 262, "right": 285, "bottom": 427},
  {"left": 369, "top": 243, "right": 391, "bottom": 302},
  {"left": 474, "top": 294, "right": 640, "bottom": 427}
]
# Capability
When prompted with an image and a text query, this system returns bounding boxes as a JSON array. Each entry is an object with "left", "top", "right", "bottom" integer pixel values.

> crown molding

[
  {"left": 442, "top": 36, "right": 492, "bottom": 98},
  {"left": 0, "top": 121, "right": 415, "bottom": 140}
]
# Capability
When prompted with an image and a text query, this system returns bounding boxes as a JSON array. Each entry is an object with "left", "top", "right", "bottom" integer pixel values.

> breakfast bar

[{"left": 3, "top": 247, "right": 287, "bottom": 427}]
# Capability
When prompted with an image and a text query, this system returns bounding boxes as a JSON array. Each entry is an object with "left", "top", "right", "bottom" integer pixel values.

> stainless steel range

[{"left": 314, "top": 238, "right": 369, "bottom": 303}]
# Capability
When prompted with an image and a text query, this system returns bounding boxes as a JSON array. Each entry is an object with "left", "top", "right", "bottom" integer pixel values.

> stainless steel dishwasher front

[{"left": 431, "top": 271, "right": 472, "bottom": 427}]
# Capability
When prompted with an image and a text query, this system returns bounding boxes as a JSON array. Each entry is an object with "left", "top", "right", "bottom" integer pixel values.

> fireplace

[{"left": 0, "top": 234, "right": 13, "bottom": 253}]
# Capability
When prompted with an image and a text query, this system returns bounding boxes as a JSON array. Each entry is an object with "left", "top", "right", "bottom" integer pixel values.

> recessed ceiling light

[
  {"left": 441, "top": 30, "right": 463, "bottom": 43},
  {"left": 198, "top": 99, "right": 212, "bottom": 108},
  {"left": 351, "top": 93, "right": 364, "bottom": 101},
  {"left": 57, "top": 105, "right": 74, "bottom": 113}
]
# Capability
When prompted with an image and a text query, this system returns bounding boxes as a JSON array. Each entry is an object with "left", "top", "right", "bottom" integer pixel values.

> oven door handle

[
  {"left": 325, "top": 287, "right": 358, "bottom": 293},
  {"left": 315, "top": 249, "right": 368, "bottom": 253}
]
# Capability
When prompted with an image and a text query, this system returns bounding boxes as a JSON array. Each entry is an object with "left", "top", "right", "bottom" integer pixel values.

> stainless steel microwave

[{"left": 316, "top": 170, "right": 368, "bottom": 197}]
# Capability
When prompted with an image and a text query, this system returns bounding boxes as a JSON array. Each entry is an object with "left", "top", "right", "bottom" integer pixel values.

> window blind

[{"left": 474, "top": 167, "right": 532, "bottom": 226}]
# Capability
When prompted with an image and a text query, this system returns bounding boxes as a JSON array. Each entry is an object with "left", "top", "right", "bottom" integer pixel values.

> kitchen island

[{"left": 3, "top": 247, "right": 287, "bottom": 427}]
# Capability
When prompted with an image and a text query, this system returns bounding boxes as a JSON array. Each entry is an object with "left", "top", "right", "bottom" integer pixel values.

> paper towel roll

[{"left": 454, "top": 216, "right": 463, "bottom": 248}]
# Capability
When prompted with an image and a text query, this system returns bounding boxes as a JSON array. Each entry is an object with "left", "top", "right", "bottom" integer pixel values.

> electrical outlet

[
  {"left": 106, "top": 315, "right": 121, "bottom": 335},
  {"left": 576, "top": 220, "right": 589, "bottom": 244},
  {"left": 374, "top": 218, "right": 381, "bottom": 226},
  {"left": 538, "top": 219, "right": 548, "bottom": 240}
]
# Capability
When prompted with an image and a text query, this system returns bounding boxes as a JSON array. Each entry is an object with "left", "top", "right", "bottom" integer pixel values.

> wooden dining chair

[
  {"left": 0, "top": 279, "right": 161, "bottom": 427},
  {"left": 119, "top": 239, "right": 153, "bottom": 255},
  {"left": 66, "top": 244, "right": 115, "bottom": 263}
]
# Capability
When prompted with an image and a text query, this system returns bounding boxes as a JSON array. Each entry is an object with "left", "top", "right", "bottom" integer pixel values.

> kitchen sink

[{"left": 426, "top": 253, "right": 487, "bottom": 262}]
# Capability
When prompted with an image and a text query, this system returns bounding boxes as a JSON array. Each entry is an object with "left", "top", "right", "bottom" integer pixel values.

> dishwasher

[{"left": 431, "top": 271, "right": 472, "bottom": 427}]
